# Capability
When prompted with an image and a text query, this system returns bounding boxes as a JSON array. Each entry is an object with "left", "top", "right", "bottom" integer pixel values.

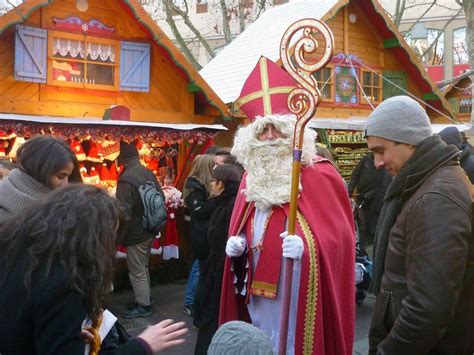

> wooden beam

[
  {"left": 186, "top": 81, "right": 201, "bottom": 93},
  {"left": 344, "top": 6, "right": 349, "bottom": 56},
  {"left": 422, "top": 92, "right": 440, "bottom": 100}
]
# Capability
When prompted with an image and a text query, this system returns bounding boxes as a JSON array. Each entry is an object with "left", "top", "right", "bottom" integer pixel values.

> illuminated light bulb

[{"left": 76, "top": 0, "right": 88, "bottom": 12}]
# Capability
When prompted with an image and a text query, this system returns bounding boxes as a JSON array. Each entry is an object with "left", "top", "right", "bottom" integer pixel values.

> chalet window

[
  {"left": 361, "top": 70, "right": 382, "bottom": 104},
  {"left": 48, "top": 30, "right": 120, "bottom": 91},
  {"left": 15, "top": 26, "right": 151, "bottom": 92},
  {"left": 312, "top": 67, "right": 333, "bottom": 101},
  {"left": 459, "top": 98, "right": 472, "bottom": 114}
]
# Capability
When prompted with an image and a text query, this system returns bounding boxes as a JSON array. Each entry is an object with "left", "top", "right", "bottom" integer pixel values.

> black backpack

[{"left": 121, "top": 178, "right": 167, "bottom": 234}]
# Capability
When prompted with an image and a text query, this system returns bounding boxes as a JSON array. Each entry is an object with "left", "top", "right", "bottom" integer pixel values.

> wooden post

[{"left": 278, "top": 19, "right": 334, "bottom": 354}]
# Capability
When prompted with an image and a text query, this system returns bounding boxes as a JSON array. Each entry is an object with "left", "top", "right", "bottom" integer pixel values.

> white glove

[
  {"left": 226, "top": 236, "right": 247, "bottom": 257},
  {"left": 280, "top": 231, "right": 304, "bottom": 260}
]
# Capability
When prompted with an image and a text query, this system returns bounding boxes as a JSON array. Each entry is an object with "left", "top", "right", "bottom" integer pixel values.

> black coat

[
  {"left": 0, "top": 252, "right": 146, "bottom": 355},
  {"left": 460, "top": 146, "right": 474, "bottom": 184},
  {"left": 116, "top": 158, "right": 160, "bottom": 246},
  {"left": 348, "top": 154, "right": 390, "bottom": 234},
  {"left": 184, "top": 177, "right": 216, "bottom": 261},
  {"left": 193, "top": 182, "right": 239, "bottom": 352}
]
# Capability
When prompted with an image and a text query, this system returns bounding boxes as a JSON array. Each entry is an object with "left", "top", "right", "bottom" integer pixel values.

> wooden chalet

[
  {"left": 440, "top": 70, "right": 473, "bottom": 124},
  {"left": 200, "top": 0, "right": 461, "bottom": 179},
  {"left": 0, "top": 0, "right": 231, "bottom": 188}
]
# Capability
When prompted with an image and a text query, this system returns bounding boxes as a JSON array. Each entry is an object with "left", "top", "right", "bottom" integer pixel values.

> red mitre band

[{"left": 236, "top": 56, "right": 297, "bottom": 121}]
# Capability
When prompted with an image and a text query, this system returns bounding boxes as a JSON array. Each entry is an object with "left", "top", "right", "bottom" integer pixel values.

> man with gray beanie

[{"left": 365, "top": 95, "right": 473, "bottom": 354}]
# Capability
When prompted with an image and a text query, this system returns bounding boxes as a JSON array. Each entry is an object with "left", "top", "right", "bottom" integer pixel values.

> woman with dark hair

[
  {"left": 0, "top": 184, "right": 187, "bottom": 354},
  {"left": 0, "top": 135, "right": 81, "bottom": 219},
  {"left": 193, "top": 164, "right": 242, "bottom": 354}
]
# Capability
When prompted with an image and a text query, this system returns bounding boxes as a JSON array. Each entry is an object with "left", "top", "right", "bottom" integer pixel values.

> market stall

[{"left": 0, "top": 0, "right": 232, "bottom": 282}]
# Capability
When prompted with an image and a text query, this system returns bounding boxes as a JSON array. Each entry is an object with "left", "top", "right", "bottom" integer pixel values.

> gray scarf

[
  {"left": 0, "top": 168, "right": 50, "bottom": 220},
  {"left": 368, "top": 136, "right": 459, "bottom": 294}
]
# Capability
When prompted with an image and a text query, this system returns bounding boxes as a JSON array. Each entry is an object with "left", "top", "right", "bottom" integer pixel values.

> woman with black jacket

[
  {"left": 182, "top": 154, "right": 216, "bottom": 316},
  {"left": 193, "top": 164, "right": 242, "bottom": 355}
]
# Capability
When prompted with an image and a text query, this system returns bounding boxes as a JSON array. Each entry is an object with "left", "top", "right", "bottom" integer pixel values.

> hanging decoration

[
  {"left": 335, "top": 66, "right": 358, "bottom": 105},
  {"left": 0, "top": 120, "right": 219, "bottom": 145},
  {"left": 53, "top": 16, "right": 115, "bottom": 37}
]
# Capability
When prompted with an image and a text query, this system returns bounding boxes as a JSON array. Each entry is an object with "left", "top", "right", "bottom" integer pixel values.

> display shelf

[{"left": 325, "top": 129, "right": 369, "bottom": 181}]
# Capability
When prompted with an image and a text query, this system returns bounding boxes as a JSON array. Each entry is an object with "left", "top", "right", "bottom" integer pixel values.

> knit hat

[
  {"left": 438, "top": 126, "right": 462, "bottom": 149},
  {"left": 208, "top": 321, "right": 273, "bottom": 355},
  {"left": 118, "top": 141, "right": 138, "bottom": 162},
  {"left": 365, "top": 96, "right": 432, "bottom": 145}
]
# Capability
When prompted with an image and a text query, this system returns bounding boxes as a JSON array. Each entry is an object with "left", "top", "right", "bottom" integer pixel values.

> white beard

[
  {"left": 242, "top": 139, "right": 293, "bottom": 210},
  {"left": 231, "top": 115, "right": 317, "bottom": 210}
]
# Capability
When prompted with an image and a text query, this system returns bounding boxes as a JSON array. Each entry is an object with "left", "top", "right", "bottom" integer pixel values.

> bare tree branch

[
  {"left": 219, "top": 0, "right": 232, "bottom": 44},
  {"left": 420, "top": 7, "right": 463, "bottom": 59},
  {"left": 162, "top": 0, "right": 202, "bottom": 69},
  {"left": 167, "top": 0, "right": 216, "bottom": 59}
]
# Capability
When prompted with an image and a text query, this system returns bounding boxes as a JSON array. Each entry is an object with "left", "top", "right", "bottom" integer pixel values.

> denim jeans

[{"left": 184, "top": 259, "right": 200, "bottom": 306}]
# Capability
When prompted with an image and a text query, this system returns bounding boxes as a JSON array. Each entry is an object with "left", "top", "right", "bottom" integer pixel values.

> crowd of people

[{"left": 0, "top": 94, "right": 472, "bottom": 355}]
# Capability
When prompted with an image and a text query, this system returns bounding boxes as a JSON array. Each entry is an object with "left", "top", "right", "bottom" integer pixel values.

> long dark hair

[
  {"left": 16, "top": 135, "right": 81, "bottom": 187},
  {"left": 0, "top": 184, "right": 128, "bottom": 322},
  {"left": 212, "top": 164, "right": 242, "bottom": 188}
]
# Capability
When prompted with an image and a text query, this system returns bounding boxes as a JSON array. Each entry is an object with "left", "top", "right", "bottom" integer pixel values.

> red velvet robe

[{"left": 219, "top": 158, "right": 355, "bottom": 354}]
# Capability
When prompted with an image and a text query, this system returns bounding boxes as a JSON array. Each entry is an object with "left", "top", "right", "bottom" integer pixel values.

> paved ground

[{"left": 107, "top": 281, "right": 374, "bottom": 354}]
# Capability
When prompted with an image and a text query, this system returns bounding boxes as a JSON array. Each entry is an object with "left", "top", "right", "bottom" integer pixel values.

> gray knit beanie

[
  {"left": 208, "top": 321, "right": 273, "bottom": 355},
  {"left": 365, "top": 96, "right": 432, "bottom": 145}
]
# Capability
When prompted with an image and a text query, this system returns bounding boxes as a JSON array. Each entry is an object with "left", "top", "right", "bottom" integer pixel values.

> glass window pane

[
  {"left": 323, "top": 68, "right": 331, "bottom": 81},
  {"left": 87, "top": 64, "right": 114, "bottom": 86},
  {"left": 373, "top": 89, "right": 380, "bottom": 101},
  {"left": 87, "top": 42, "right": 115, "bottom": 63},
  {"left": 53, "top": 37, "right": 85, "bottom": 60},
  {"left": 322, "top": 84, "right": 331, "bottom": 99},
  {"left": 52, "top": 60, "right": 84, "bottom": 83},
  {"left": 363, "top": 72, "right": 371, "bottom": 85},
  {"left": 453, "top": 27, "right": 468, "bottom": 65},
  {"left": 373, "top": 74, "right": 380, "bottom": 87}
]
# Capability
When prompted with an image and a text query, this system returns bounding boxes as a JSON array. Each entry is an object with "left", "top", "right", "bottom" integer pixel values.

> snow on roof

[{"left": 199, "top": 0, "right": 339, "bottom": 104}]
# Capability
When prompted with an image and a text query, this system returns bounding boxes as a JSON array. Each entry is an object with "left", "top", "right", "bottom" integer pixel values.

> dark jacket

[
  {"left": 0, "top": 252, "right": 147, "bottom": 355},
  {"left": 369, "top": 137, "right": 473, "bottom": 355},
  {"left": 116, "top": 158, "right": 160, "bottom": 246},
  {"left": 184, "top": 177, "right": 216, "bottom": 261},
  {"left": 349, "top": 154, "right": 389, "bottom": 233},
  {"left": 193, "top": 181, "right": 239, "bottom": 354},
  {"left": 460, "top": 146, "right": 474, "bottom": 184},
  {"left": 348, "top": 153, "right": 382, "bottom": 203}
]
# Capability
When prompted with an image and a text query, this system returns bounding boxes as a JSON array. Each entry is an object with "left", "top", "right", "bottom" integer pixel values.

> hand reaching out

[{"left": 137, "top": 319, "right": 188, "bottom": 353}]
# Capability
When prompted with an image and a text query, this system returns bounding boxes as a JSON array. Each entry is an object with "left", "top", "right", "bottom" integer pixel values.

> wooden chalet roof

[
  {"left": 200, "top": 0, "right": 453, "bottom": 118},
  {"left": 0, "top": 0, "right": 230, "bottom": 121},
  {"left": 438, "top": 70, "right": 473, "bottom": 94}
]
